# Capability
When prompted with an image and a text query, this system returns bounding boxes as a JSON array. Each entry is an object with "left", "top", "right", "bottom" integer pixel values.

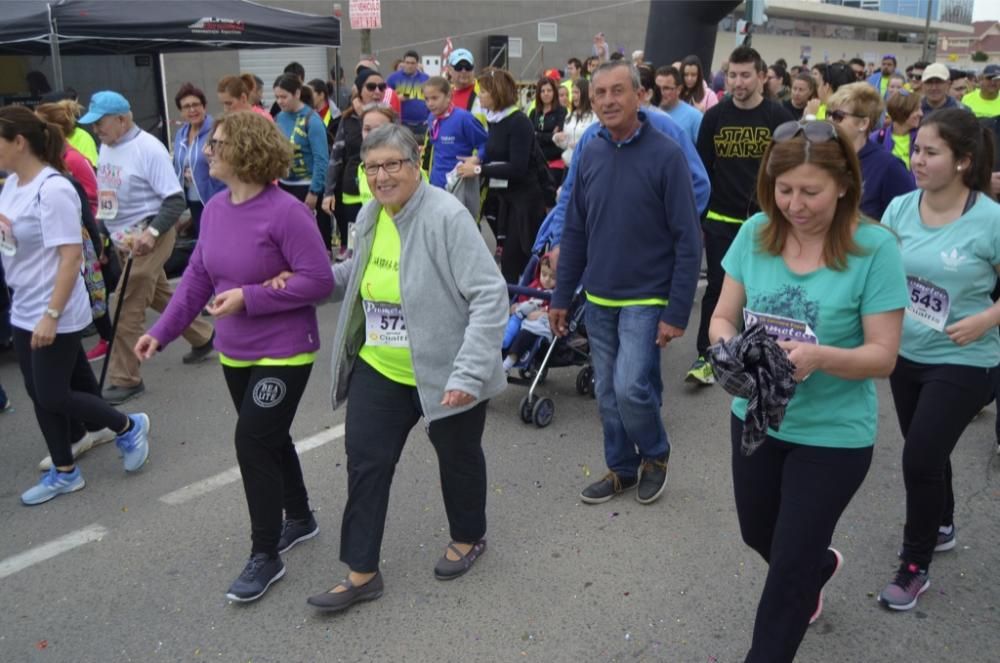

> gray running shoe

[{"left": 878, "top": 562, "right": 930, "bottom": 611}]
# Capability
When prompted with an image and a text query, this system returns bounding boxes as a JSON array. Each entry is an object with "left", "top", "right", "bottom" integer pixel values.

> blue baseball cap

[
  {"left": 448, "top": 48, "right": 474, "bottom": 67},
  {"left": 78, "top": 91, "right": 131, "bottom": 124},
  {"left": 984, "top": 64, "right": 1000, "bottom": 79}
]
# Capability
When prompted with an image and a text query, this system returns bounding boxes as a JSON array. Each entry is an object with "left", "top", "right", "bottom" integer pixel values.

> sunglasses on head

[
  {"left": 452, "top": 61, "right": 474, "bottom": 72},
  {"left": 365, "top": 82, "right": 387, "bottom": 92},
  {"left": 772, "top": 120, "right": 839, "bottom": 144}
]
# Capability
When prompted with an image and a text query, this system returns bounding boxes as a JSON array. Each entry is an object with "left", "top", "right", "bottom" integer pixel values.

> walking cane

[{"left": 98, "top": 252, "right": 134, "bottom": 392}]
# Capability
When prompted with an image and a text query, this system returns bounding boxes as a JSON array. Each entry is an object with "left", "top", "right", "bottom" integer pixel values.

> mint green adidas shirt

[
  {"left": 882, "top": 190, "right": 1000, "bottom": 368},
  {"left": 722, "top": 213, "right": 909, "bottom": 448}
]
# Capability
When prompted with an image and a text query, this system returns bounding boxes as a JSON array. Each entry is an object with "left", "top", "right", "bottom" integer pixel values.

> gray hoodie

[{"left": 330, "top": 181, "right": 508, "bottom": 422}]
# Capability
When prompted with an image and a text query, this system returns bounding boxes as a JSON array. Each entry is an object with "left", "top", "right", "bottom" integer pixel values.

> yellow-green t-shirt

[
  {"left": 357, "top": 208, "right": 416, "bottom": 385},
  {"left": 67, "top": 128, "right": 98, "bottom": 167},
  {"left": 891, "top": 132, "right": 911, "bottom": 170},
  {"left": 962, "top": 90, "right": 1000, "bottom": 119},
  {"left": 218, "top": 352, "right": 316, "bottom": 368},
  {"left": 879, "top": 77, "right": 889, "bottom": 97}
]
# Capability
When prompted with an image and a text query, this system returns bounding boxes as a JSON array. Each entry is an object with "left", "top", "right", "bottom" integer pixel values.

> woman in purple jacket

[{"left": 134, "top": 111, "right": 334, "bottom": 603}]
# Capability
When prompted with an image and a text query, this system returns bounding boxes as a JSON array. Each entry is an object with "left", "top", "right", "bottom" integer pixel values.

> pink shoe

[
  {"left": 86, "top": 339, "right": 109, "bottom": 363},
  {"left": 810, "top": 548, "right": 844, "bottom": 625}
]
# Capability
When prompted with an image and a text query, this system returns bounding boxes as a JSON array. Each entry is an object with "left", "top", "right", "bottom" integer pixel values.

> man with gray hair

[
  {"left": 80, "top": 91, "right": 214, "bottom": 404},
  {"left": 550, "top": 61, "right": 702, "bottom": 506}
]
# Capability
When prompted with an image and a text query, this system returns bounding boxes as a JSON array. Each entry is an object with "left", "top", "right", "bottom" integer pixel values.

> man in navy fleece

[
  {"left": 532, "top": 84, "right": 708, "bottom": 259},
  {"left": 549, "top": 61, "right": 702, "bottom": 506}
]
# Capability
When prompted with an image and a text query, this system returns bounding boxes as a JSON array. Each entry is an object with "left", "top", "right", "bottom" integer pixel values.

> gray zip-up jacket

[{"left": 330, "top": 181, "right": 508, "bottom": 422}]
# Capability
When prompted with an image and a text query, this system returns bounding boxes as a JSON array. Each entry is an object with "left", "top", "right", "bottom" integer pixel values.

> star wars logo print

[{"left": 252, "top": 378, "right": 287, "bottom": 409}]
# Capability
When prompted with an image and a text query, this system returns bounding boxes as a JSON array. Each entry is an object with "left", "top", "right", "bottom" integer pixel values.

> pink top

[
  {"left": 64, "top": 145, "right": 97, "bottom": 215},
  {"left": 252, "top": 105, "right": 275, "bottom": 122},
  {"left": 691, "top": 81, "right": 719, "bottom": 113}
]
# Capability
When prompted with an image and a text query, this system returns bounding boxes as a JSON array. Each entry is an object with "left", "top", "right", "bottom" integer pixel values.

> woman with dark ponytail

[
  {"left": 878, "top": 108, "right": 1000, "bottom": 611},
  {"left": 0, "top": 105, "right": 150, "bottom": 505}
]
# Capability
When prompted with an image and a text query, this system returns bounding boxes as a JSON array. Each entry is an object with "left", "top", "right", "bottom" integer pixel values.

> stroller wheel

[
  {"left": 519, "top": 395, "right": 536, "bottom": 424},
  {"left": 576, "top": 366, "right": 595, "bottom": 396},
  {"left": 532, "top": 398, "right": 554, "bottom": 428}
]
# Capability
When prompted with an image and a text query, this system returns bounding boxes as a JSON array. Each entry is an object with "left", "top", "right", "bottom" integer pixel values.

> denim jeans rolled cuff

[{"left": 585, "top": 302, "right": 670, "bottom": 478}]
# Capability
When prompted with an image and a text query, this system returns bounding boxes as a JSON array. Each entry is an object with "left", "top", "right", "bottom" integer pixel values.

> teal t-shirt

[
  {"left": 882, "top": 190, "right": 1000, "bottom": 368},
  {"left": 722, "top": 213, "right": 909, "bottom": 448}
]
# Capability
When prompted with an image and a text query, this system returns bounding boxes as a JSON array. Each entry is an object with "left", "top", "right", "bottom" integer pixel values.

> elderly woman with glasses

[
  {"left": 826, "top": 82, "right": 915, "bottom": 220},
  {"left": 709, "top": 120, "right": 909, "bottom": 663},
  {"left": 302, "top": 124, "right": 507, "bottom": 614}
]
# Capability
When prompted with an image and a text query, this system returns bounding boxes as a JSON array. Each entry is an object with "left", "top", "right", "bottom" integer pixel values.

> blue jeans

[{"left": 585, "top": 303, "right": 669, "bottom": 478}]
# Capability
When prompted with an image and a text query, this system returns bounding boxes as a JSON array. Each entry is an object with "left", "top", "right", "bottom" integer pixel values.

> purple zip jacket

[{"left": 149, "top": 185, "right": 334, "bottom": 360}]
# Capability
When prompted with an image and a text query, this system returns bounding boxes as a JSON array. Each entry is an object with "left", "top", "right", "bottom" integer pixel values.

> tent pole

[
  {"left": 156, "top": 53, "right": 171, "bottom": 146},
  {"left": 48, "top": 7, "right": 64, "bottom": 90}
]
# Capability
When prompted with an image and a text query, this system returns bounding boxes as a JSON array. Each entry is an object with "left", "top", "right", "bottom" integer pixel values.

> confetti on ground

[
  {"left": 35, "top": 640, "right": 48, "bottom": 650},
  {"left": 582, "top": 465, "right": 591, "bottom": 477}
]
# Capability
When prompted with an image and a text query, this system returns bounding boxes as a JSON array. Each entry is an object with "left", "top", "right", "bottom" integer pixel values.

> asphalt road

[{"left": 1, "top": 295, "right": 998, "bottom": 663}]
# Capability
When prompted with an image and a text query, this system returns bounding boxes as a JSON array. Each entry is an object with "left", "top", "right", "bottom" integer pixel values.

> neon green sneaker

[{"left": 685, "top": 356, "right": 716, "bottom": 385}]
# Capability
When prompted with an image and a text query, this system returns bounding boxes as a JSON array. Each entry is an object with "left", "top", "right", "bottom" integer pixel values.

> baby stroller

[{"left": 505, "top": 255, "right": 594, "bottom": 428}]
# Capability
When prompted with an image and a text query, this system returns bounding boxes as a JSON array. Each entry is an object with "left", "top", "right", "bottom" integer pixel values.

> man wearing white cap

[
  {"left": 79, "top": 91, "right": 215, "bottom": 404},
  {"left": 447, "top": 48, "right": 485, "bottom": 126},
  {"left": 920, "top": 64, "right": 969, "bottom": 115}
]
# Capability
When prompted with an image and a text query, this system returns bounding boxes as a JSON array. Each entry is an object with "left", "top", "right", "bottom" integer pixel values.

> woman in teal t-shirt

[
  {"left": 710, "top": 120, "right": 909, "bottom": 663},
  {"left": 878, "top": 109, "right": 1000, "bottom": 612}
]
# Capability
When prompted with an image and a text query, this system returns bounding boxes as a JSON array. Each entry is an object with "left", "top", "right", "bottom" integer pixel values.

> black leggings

[
  {"left": 280, "top": 183, "right": 333, "bottom": 254},
  {"left": 731, "top": 414, "right": 872, "bottom": 663},
  {"left": 13, "top": 328, "right": 129, "bottom": 468},
  {"left": 696, "top": 220, "right": 739, "bottom": 356},
  {"left": 340, "top": 358, "right": 488, "bottom": 573},
  {"left": 222, "top": 363, "right": 314, "bottom": 558},
  {"left": 889, "top": 356, "right": 993, "bottom": 568}
]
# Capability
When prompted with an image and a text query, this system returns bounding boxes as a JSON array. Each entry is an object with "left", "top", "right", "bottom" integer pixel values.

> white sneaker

[{"left": 38, "top": 428, "right": 117, "bottom": 471}]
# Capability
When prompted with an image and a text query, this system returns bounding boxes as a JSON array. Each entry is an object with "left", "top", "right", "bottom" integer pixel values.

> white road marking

[
  {"left": 0, "top": 524, "right": 109, "bottom": 581},
  {"left": 158, "top": 424, "right": 345, "bottom": 506}
]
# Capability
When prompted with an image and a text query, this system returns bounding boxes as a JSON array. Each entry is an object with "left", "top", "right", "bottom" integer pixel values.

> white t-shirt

[
  {"left": 0, "top": 168, "right": 92, "bottom": 333},
  {"left": 95, "top": 127, "right": 182, "bottom": 235}
]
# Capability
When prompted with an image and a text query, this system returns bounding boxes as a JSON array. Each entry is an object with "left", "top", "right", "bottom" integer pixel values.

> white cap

[{"left": 921, "top": 63, "right": 950, "bottom": 82}]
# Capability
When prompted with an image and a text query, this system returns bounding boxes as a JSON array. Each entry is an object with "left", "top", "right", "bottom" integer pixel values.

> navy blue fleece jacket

[{"left": 553, "top": 119, "right": 702, "bottom": 329}]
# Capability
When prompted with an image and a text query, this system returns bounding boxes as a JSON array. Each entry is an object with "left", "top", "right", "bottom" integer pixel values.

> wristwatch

[
  {"left": 44, "top": 307, "right": 61, "bottom": 320},
  {"left": 474, "top": 165, "right": 482, "bottom": 175},
  {"left": 147, "top": 226, "right": 161, "bottom": 238}
]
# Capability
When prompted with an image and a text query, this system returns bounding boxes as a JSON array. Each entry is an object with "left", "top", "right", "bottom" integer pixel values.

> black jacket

[{"left": 529, "top": 106, "right": 568, "bottom": 162}]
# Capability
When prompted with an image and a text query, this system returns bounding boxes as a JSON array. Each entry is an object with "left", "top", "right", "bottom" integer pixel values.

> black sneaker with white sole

[
  {"left": 226, "top": 553, "right": 285, "bottom": 602},
  {"left": 278, "top": 515, "right": 319, "bottom": 554},
  {"left": 580, "top": 471, "right": 638, "bottom": 504},
  {"left": 636, "top": 458, "right": 669, "bottom": 504}
]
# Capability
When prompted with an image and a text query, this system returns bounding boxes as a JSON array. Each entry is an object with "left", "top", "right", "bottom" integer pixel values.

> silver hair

[
  {"left": 592, "top": 61, "right": 641, "bottom": 91},
  {"left": 360, "top": 123, "right": 420, "bottom": 163}
]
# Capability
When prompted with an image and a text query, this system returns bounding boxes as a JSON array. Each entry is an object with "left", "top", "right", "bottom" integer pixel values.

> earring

[{"left": 957, "top": 166, "right": 963, "bottom": 171}]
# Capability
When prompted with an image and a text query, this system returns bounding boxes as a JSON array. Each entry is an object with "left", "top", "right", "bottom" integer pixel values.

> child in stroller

[
  {"left": 503, "top": 254, "right": 555, "bottom": 374},
  {"left": 504, "top": 253, "right": 594, "bottom": 427}
]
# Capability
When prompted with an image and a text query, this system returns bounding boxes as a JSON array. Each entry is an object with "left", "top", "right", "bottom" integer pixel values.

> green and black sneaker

[{"left": 685, "top": 356, "right": 716, "bottom": 385}]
